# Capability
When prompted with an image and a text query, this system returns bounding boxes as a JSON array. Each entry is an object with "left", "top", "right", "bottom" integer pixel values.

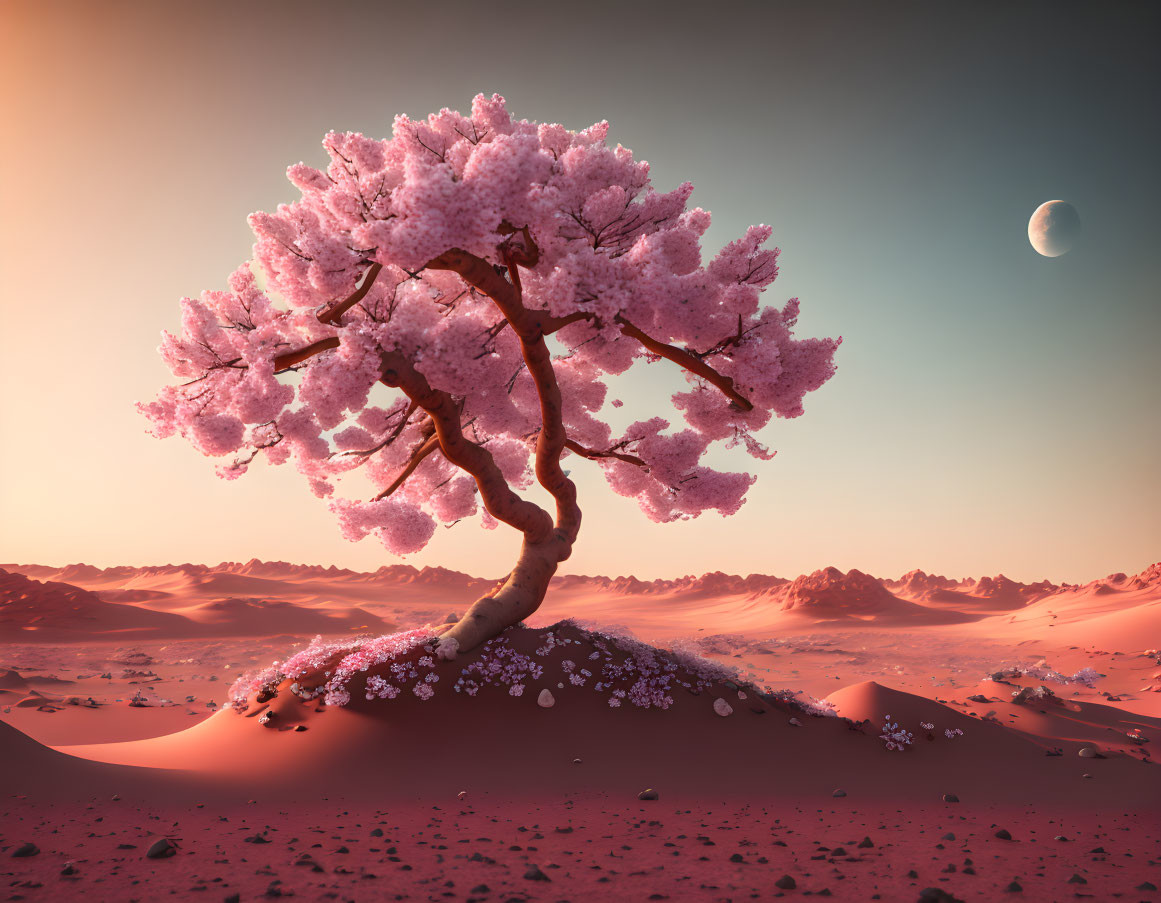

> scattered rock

[
  {"left": 572, "top": 757, "right": 582, "bottom": 764},
  {"left": 457, "top": 790, "right": 467, "bottom": 800},
  {"left": 832, "top": 789, "right": 847, "bottom": 798},
  {"left": 942, "top": 793, "right": 960, "bottom": 803},
  {"left": 11, "top": 843, "right": 38, "bottom": 858},
  {"left": 244, "top": 834, "right": 271, "bottom": 844},
  {"left": 258, "top": 710, "right": 276, "bottom": 727},
  {"left": 713, "top": 697, "right": 733, "bottom": 717},
  {"left": 1004, "top": 880, "right": 1022, "bottom": 892},
  {"left": 638, "top": 788, "right": 659, "bottom": 801},
  {"left": 994, "top": 828, "right": 1013, "bottom": 840},
  {"left": 1077, "top": 746, "right": 1103, "bottom": 758},
  {"left": 788, "top": 717, "right": 802, "bottom": 727},
  {"left": 146, "top": 838, "right": 177, "bottom": 859},
  {"left": 537, "top": 689, "right": 555, "bottom": 708},
  {"left": 1067, "top": 874, "right": 1087, "bottom": 884},
  {"left": 293, "top": 724, "right": 307, "bottom": 732},
  {"left": 918, "top": 889, "right": 964, "bottom": 903},
  {"left": 523, "top": 864, "right": 550, "bottom": 881},
  {"left": 858, "top": 836, "right": 874, "bottom": 848},
  {"left": 774, "top": 875, "right": 796, "bottom": 890}
]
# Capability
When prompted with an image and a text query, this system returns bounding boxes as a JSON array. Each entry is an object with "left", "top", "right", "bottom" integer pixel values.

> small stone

[
  {"left": 713, "top": 697, "right": 733, "bottom": 717},
  {"left": 457, "top": 791, "right": 467, "bottom": 800},
  {"left": 523, "top": 865, "right": 550, "bottom": 881},
  {"left": 774, "top": 875, "right": 796, "bottom": 890},
  {"left": 572, "top": 757, "right": 582, "bottom": 764},
  {"left": 942, "top": 793, "right": 959, "bottom": 803},
  {"left": 1137, "top": 881, "right": 1157, "bottom": 891},
  {"left": 1078, "top": 746, "right": 1101, "bottom": 758},
  {"left": 788, "top": 717, "right": 802, "bottom": 726},
  {"left": 370, "top": 828, "right": 384, "bottom": 837},
  {"left": 994, "top": 829, "right": 1013, "bottom": 840},
  {"left": 146, "top": 838, "right": 178, "bottom": 859},
  {"left": 942, "top": 832, "right": 956, "bottom": 841},
  {"left": 638, "top": 788, "right": 659, "bottom": 801},
  {"left": 293, "top": 724, "right": 307, "bottom": 732},
  {"left": 11, "top": 843, "right": 38, "bottom": 858},
  {"left": 1054, "top": 835, "right": 1068, "bottom": 841},
  {"left": 244, "top": 834, "right": 271, "bottom": 844},
  {"left": 918, "top": 889, "right": 965, "bottom": 902},
  {"left": 858, "top": 836, "right": 874, "bottom": 848},
  {"left": 1067, "top": 874, "right": 1087, "bottom": 884},
  {"left": 537, "top": 689, "right": 555, "bottom": 708},
  {"left": 1004, "top": 880, "right": 1022, "bottom": 892},
  {"left": 832, "top": 788, "right": 847, "bottom": 798}
]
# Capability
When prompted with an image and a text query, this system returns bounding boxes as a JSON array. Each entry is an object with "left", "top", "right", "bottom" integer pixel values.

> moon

[{"left": 1028, "top": 200, "right": 1080, "bottom": 257}]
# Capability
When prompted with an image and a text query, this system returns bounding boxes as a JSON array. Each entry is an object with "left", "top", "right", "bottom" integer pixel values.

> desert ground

[{"left": 1, "top": 559, "right": 1159, "bottom": 902}]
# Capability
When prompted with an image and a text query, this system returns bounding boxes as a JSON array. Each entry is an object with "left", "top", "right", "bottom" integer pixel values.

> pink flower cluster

[
  {"left": 879, "top": 714, "right": 915, "bottom": 751},
  {"left": 144, "top": 93, "right": 841, "bottom": 553},
  {"left": 454, "top": 634, "right": 545, "bottom": 698}
]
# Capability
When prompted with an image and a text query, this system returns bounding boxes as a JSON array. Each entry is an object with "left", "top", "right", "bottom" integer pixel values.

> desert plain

[{"left": 1, "top": 559, "right": 1158, "bottom": 902}]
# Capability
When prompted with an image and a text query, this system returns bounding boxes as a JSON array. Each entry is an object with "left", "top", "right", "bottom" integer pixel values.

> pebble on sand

[{"left": 146, "top": 838, "right": 178, "bottom": 859}]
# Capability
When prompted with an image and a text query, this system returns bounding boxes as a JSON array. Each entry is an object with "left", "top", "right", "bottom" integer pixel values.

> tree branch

[
  {"left": 379, "top": 351, "right": 554, "bottom": 542},
  {"left": 335, "top": 401, "right": 421, "bottom": 459},
  {"left": 614, "top": 315, "right": 753, "bottom": 411},
  {"left": 273, "top": 337, "right": 340, "bottom": 373},
  {"left": 371, "top": 433, "right": 441, "bottom": 501},
  {"left": 536, "top": 307, "right": 754, "bottom": 411},
  {"left": 564, "top": 438, "right": 647, "bottom": 468},
  {"left": 317, "top": 262, "right": 383, "bottom": 326},
  {"left": 426, "top": 245, "right": 580, "bottom": 542}
]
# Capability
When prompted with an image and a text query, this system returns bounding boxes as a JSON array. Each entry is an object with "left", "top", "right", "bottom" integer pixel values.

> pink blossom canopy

[{"left": 140, "top": 94, "right": 841, "bottom": 556}]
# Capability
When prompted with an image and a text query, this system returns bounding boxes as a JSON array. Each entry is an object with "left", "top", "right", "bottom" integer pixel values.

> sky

[{"left": 1, "top": 0, "right": 1158, "bottom": 584}]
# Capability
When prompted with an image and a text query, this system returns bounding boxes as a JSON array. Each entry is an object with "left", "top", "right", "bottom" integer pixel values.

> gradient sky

[{"left": 1, "top": 0, "right": 1158, "bottom": 584}]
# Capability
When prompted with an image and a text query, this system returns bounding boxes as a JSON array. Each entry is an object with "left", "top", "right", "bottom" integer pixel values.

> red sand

[{"left": 2, "top": 559, "right": 1160, "bottom": 900}]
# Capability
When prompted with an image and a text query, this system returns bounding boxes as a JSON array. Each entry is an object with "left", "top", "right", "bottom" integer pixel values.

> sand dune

[{"left": 1, "top": 568, "right": 391, "bottom": 640}]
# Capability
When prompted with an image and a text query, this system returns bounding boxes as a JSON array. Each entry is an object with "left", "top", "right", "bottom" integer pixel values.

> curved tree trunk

[{"left": 437, "top": 534, "right": 571, "bottom": 655}]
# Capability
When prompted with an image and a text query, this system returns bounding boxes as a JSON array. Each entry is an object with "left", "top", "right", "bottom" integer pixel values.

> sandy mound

[
  {"left": 55, "top": 623, "right": 1161, "bottom": 808},
  {"left": 181, "top": 597, "right": 390, "bottom": 634},
  {"left": 0, "top": 668, "right": 29, "bottom": 691}
]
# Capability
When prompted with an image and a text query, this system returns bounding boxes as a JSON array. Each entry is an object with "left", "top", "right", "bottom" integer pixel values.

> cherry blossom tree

[{"left": 141, "top": 94, "right": 841, "bottom": 657}]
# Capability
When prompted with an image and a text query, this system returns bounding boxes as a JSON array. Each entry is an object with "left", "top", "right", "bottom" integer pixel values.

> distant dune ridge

[{"left": 1, "top": 558, "right": 1158, "bottom": 648}]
